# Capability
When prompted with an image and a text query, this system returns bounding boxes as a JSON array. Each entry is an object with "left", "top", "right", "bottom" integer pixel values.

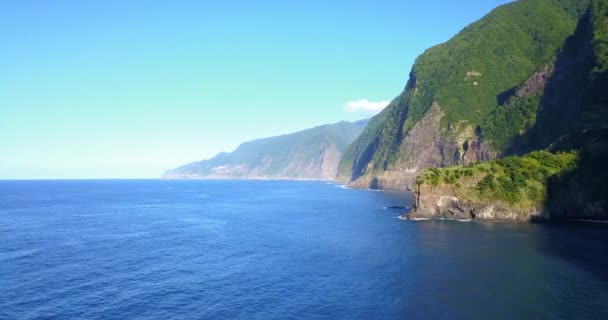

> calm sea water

[{"left": 1, "top": 180, "right": 607, "bottom": 319}]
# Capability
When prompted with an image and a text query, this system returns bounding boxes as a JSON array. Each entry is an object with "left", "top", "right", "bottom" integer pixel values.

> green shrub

[{"left": 417, "top": 150, "right": 579, "bottom": 208}]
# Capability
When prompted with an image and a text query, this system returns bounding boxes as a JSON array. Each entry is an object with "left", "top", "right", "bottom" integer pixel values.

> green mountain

[
  {"left": 164, "top": 120, "right": 368, "bottom": 180},
  {"left": 338, "top": 0, "right": 591, "bottom": 191},
  {"left": 409, "top": 0, "right": 608, "bottom": 221}
]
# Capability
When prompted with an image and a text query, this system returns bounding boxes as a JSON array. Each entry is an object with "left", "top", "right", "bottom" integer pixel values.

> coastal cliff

[
  {"left": 338, "top": 0, "right": 590, "bottom": 190},
  {"left": 410, "top": 143, "right": 606, "bottom": 221},
  {"left": 164, "top": 120, "right": 367, "bottom": 180},
  {"left": 409, "top": 151, "right": 578, "bottom": 221},
  {"left": 411, "top": 185, "right": 540, "bottom": 222},
  {"left": 409, "top": 0, "right": 608, "bottom": 221}
]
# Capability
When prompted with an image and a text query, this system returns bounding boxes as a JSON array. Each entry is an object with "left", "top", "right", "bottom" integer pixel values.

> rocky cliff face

[
  {"left": 408, "top": 0, "right": 608, "bottom": 222},
  {"left": 462, "top": 139, "right": 495, "bottom": 165},
  {"left": 337, "top": 0, "right": 587, "bottom": 191},
  {"left": 163, "top": 120, "right": 367, "bottom": 180},
  {"left": 345, "top": 101, "right": 499, "bottom": 191},
  {"left": 410, "top": 184, "right": 543, "bottom": 222},
  {"left": 348, "top": 102, "right": 494, "bottom": 190},
  {"left": 408, "top": 150, "right": 581, "bottom": 222}
]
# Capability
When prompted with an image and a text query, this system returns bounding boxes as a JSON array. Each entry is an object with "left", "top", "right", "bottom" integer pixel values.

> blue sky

[{"left": 0, "top": 0, "right": 511, "bottom": 178}]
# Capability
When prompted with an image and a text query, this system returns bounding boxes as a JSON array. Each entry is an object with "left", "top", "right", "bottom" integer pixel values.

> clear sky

[{"left": 0, "top": 0, "right": 511, "bottom": 179}]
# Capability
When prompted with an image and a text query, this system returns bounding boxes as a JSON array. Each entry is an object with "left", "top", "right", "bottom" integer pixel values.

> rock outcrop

[
  {"left": 406, "top": 0, "right": 608, "bottom": 222},
  {"left": 337, "top": 0, "right": 584, "bottom": 191},
  {"left": 347, "top": 102, "right": 495, "bottom": 190},
  {"left": 515, "top": 63, "right": 555, "bottom": 97},
  {"left": 410, "top": 183, "right": 543, "bottom": 222},
  {"left": 348, "top": 102, "right": 457, "bottom": 190},
  {"left": 461, "top": 139, "right": 494, "bottom": 165}
]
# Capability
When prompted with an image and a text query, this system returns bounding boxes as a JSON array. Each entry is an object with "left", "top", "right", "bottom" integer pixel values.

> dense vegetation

[
  {"left": 591, "top": 0, "right": 608, "bottom": 77},
  {"left": 543, "top": 0, "right": 608, "bottom": 216},
  {"left": 480, "top": 93, "right": 542, "bottom": 154},
  {"left": 418, "top": 151, "right": 578, "bottom": 209},
  {"left": 410, "top": 0, "right": 587, "bottom": 126},
  {"left": 416, "top": 0, "right": 608, "bottom": 218},
  {"left": 340, "top": 0, "right": 589, "bottom": 181},
  {"left": 337, "top": 93, "right": 408, "bottom": 179}
]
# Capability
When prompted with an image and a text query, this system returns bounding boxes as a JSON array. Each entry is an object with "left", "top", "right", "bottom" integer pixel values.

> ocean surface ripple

[{"left": 1, "top": 180, "right": 607, "bottom": 319}]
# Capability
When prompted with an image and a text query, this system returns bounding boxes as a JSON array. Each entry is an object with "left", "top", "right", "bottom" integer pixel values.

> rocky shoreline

[{"left": 406, "top": 183, "right": 544, "bottom": 222}]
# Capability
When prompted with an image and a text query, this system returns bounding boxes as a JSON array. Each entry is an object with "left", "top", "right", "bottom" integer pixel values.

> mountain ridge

[
  {"left": 339, "top": 0, "right": 588, "bottom": 190},
  {"left": 409, "top": 0, "right": 608, "bottom": 221},
  {"left": 164, "top": 119, "right": 368, "bottom": 180},
  {"left": 338, "top": 0, "right": 591, "bottom": 191}
]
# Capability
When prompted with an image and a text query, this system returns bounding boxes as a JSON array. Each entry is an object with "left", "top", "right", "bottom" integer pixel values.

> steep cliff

[
  {"left": 410, "top": 151, "right": 579, "bottom": 221},
  {"left": 338, "top": 0, "right": 589, "bottom": 190},
  {"left": 411, "top": 0, "right": 608, "bottom": 221},
  {"left": 163, "top": 120, "right": 367, "bottom": 180}
]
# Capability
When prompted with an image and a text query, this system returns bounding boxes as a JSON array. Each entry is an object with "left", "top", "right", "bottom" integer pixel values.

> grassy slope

[
  {"left": 340, "top": 0, "right": 588, "bottom": 181},
  {"left": 417, "top": 151, "right": 578, "bottom": 211},
  {"left": 416, "top": 0, "right": 608, "bottom": 217}
]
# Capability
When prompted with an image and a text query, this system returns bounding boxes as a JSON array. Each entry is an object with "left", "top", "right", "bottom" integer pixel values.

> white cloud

[{"left": 344, "top": 99, "right": 389, "bottom": 115}]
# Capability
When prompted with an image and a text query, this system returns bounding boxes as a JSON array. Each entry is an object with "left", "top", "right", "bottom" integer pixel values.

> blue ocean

[{"left": 1, "top": 180, "right": 607, "bottom": 319}]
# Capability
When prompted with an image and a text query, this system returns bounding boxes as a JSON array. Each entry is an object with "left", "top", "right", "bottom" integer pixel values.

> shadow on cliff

[
  {"left": 503, "top": 5, "right": 596, "bottom": 157},
  {"left": 350, "top": 138, "right": 379, "bottom": 182},
  {"left": 507, "top": 5, "right": 608, "bottom": 220},
  {"left": 544, "top": 129, "right": 608, "bottom": 219}
]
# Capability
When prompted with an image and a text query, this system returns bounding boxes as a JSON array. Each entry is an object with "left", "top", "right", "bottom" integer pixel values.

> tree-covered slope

[
  {"left": 411, "top": 0, "right": 608, "bottom": 221},
  {"left": 339, "top": 0, "right": 590, "bottom": 190},
  {"left": 412, "top": 151, "right": 578, "bottom": 221},
  {"left": 164, "top": 120, "right": 368, "bottom": 180}
]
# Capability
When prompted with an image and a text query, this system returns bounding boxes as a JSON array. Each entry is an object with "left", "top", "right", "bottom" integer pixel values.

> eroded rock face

[
  {"left": 397, "top": 102, "right": 462, "bottom": 169},
  {"left": 410, "top": 183, "right": 543, "bottom": 222},
  {"left": 462, "top": 139, "right": 495, "bottom": 165},
  {"left": 348, "top": 102, "right": 458, "bottom": 190},
  {"left": 349, "top": 102, "right": 495, "bottom": 190},
  {"left": 348, "top": 171, "right": 416, "bottom": 191},
  {"left": 516, "top": 62, "right": 554, "bottom": 97}
]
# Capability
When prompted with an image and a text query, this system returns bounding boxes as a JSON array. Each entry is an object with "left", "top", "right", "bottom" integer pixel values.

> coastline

[{"left": 161, "top": 176, "right": 333, "bottom": 182}]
